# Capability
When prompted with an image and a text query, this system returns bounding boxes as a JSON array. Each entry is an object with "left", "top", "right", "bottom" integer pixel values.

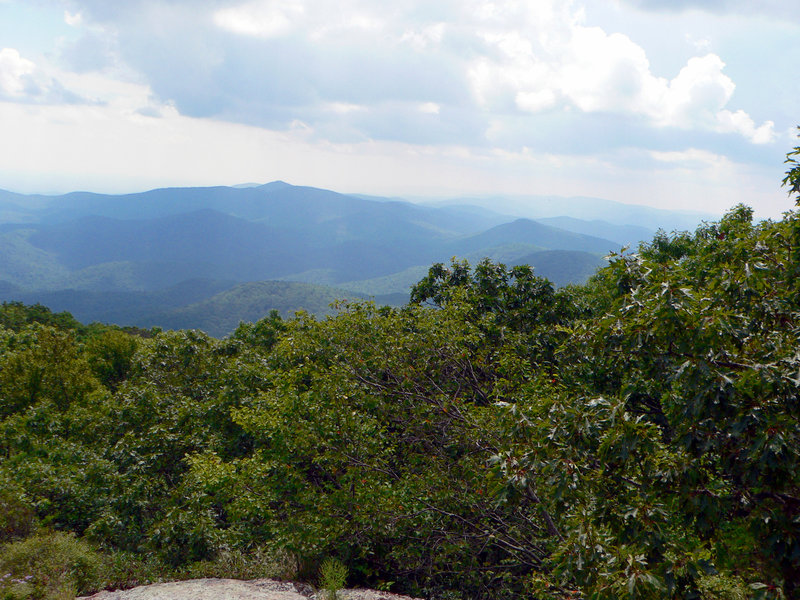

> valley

[{"left": 0, "top": 182, "right": 713, "bottom": 336}]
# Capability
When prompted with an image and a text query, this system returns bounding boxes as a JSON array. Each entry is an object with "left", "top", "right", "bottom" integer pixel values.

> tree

[
  {"left": 782, "top": 126, "right": 800, "bottom": 287},
  {"left": 0, "top": 324, "right": 100, "bottom": 417},
  {"left": 495, "top": 205, "right": 799, "bottom": 598},
  {"left": 84, "top": 329, "right": 139, "bottom": 392},
  {"left": 783, "top": 126, "right": 800, "bottom": 203},
  {"left": 186, "top": 300, "right": 576, "bottom": 598}
]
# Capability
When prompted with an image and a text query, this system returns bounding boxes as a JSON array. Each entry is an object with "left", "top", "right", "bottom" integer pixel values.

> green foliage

[
  {"left": 0, "top": 480, "right": 36, "bottom": 543},
  {"left": 84, "top": 329, "right": 261, "bottom": 563},
  {"left": 177, "top": 546, "right": 297, "bottom": 581},
  {"left": 100, "top": 550, "right": 173, "bottom": 590},
  {"left": 0, "top": 324, "right": 100, "bottom": 417},
  {"left": 696, "top": 574, "right": 750, "bottom": 600},
  {"left": 319, "top": 557, "right": 348, "bottom": 600},
  {"left": 83, "top": 329, "right": 139, "bottom": 391},
  {"left": 0, "top": 302, "right": 82, "bottom": 334},
  {"left": 0, "top": 530, "right": 106, "bottom": 600},
  {"left": 410, "top": 257, "right": 571, "bottom": 334},
  {"left": 783, "top": 126, "right": 800, "bottom": 203},
  {"left": 532, "top": 204, "right": 799, "bottom": 597},
  {"left": 209, "top": 295, "right": 571, "bottom": 598},
  {"left": 231, "top": 309, "right": 286, "bottom": 351}
]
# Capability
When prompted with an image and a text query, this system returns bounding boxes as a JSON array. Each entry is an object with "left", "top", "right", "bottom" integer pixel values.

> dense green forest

[{"left": 1, "top": 148, "right": 798, "bottom": 599}]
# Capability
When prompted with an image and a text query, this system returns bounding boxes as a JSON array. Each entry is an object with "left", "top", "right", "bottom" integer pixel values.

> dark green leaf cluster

[
  {"left": 783, "top": 126, "right": 800, "bottom": 203},
  {"left": 0, "top": 301, "right": 84, "bottom": 333}
]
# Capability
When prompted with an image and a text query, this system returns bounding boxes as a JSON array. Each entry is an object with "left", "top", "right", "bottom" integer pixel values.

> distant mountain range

[
  {"left": 0, "top": 182, "right": 716, "bottom": 335},
  {"left": 427, "top": 194, "right": 715, "bottom": 233}
]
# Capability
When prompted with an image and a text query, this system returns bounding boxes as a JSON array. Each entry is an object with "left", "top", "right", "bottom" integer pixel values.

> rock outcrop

[{"left": 78, "top": 578, "right": 424, "bottom": 600}]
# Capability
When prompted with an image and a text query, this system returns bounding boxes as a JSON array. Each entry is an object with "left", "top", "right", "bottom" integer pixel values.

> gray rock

[
  {"left": 79, "top": 579, "right": 309, "bottom": 600},
  {"left": 313, "top": 590, "right": 424, "bottom": 600},
  {"left": 79, "top": 578, "right": 424, "bottom": 600}
]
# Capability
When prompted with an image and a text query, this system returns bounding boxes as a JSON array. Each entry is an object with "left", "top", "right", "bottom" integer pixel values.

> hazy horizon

[{"left": 0, "top": 179, "right": 720, "bottom": 221}]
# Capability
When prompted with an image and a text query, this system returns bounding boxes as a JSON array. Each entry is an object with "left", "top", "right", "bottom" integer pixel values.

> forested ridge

[
  {"left": 0, "top": 147, "right": 799, "bottom": 599},
  {"left": 0, "top": 180, "right": 691, "bottom": 333}
]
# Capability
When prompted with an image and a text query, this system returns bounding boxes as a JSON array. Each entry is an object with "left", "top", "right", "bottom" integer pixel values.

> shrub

[
  {"left": 0, "top": 530, "right": 106, "bottom": 600},
  {"left": 178, "top": 546, "right": 297, "bottom": 581},
  {"left": 319, "top": 557, "right": 348, "bottom": 600}
]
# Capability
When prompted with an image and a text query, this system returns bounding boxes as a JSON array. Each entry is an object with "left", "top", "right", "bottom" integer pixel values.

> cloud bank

[
  {"left": 0, "top": 0, "right": 795, "bottom": 217},
  {"left": 50, "top": 0, "right": 775, "bottom": 149}
]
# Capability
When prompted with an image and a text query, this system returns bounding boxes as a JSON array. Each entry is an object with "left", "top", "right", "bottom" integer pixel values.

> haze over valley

[{"left": 0, "top": 182, "right": 714, "bottom": 336}]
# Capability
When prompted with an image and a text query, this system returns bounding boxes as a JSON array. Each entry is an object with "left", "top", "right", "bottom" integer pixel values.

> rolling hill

[
  {"left": 141, "top": 281, "right": 369, "bottom": 338},
  {"left": 535, "top": 216, "right": 655, "bottom": 247},
  {"left": 449, "top": 218, "right": 620, "bottom": 256},
  {"left": 0, "top": 181, "right": 687, "bottom": 334}
]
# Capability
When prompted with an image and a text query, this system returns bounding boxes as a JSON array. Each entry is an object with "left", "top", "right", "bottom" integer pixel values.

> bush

[
  {"left": 178, "top": 546, "right": 297, "bottom": 581},
  {"left": 0, "top": 531, "right": 106, "bottom": 600},
  {"left": 101, "top": 551, "right": 172, "bottom": 591},
  {"left": 318, "top": 557, "right": 348, "bottom": 600}
]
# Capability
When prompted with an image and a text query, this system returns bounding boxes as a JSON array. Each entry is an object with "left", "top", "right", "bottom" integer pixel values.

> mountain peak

[{"left": 257, "top": 181, "right": 293, "bottom": 191}]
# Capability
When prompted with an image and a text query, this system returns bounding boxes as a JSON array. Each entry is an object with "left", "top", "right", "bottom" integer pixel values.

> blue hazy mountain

[
  {"left": 509, "top": 250, "right": 607, "bottom": 287},
  {"left": 450, "top": 218, "right": 621, "bottom": 256},
  {"left": 0, "top": 182, "right": 694, "bottom": 334},
  {"left": 427, "top": 194, "right": 716, "bottom": 233},
  {"left": 535, "top": 216, "right": 656, "bottom": 247}
]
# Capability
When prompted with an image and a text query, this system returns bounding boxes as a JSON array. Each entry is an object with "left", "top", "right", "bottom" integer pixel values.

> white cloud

[
  {"left": 515, "top": 89, "right": 557, "bottom": 112},
  {"left": 55, "top": 69, "right": 156, "bottom": 111},
  {"left": 657, "top": 54, "right": 733, "bottom": 126},
  {"left": 214, "top": 1, "right": 305, "bottom": 38},
  {"left": 64, "top": 11, "right": 83, "bottom": 27},
  {"left": 60, "top": 0, "right": 781, "bottom": 149},
  {"left": 467, "top": 9, "right": 775, "bottom": 144},
  {"left": 325, "top": 102, "right": 365, "bottom": 114},
  {"left": 649, "top": 147, "right": 730, "bottom": 168},
  {"left": 557, "top": 26, "right": 658, "bottom": 114},
  {"left": 0, "top": 47, "right": 90, "bottom": 105},
  {"left": 213, "top": 0, "right": 386, "bottom": 40},
  {"left": 0, "top": 48, "right": 35, "bottom": 97},
  {"left": 656, "top": 55, "right": 776, "bottom": 143},
  {"left": 716, "top": 109, "right": 775, "bottom": 144},
  {"left": 401, "top": 23, "right": 446, "bottom": 51},
  {"left": 468, "top": 31, "right": 553, "bottom": 111},
  {"left": 684, "top": 33, "right": 711, "bottom": 52},
  {"left": 418, "top": 101, "right": 440, "bottom": 114}
]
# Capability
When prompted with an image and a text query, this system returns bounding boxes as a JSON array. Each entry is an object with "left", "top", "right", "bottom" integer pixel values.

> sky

[{"left": 0, "top": 0, "right": 798, "bottom": 218}]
